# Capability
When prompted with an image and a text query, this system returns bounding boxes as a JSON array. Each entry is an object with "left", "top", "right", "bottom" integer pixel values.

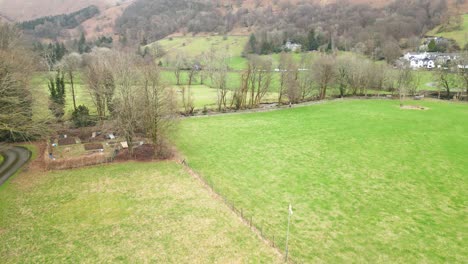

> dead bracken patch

[
  {"left": 57, "top": 137, "right": 77, "bottom": 146},
  {"left": 400, "top": 105, "right": 429, "bottom": 111},
  {"left": 115, "top": 144, "right": 155, "bottom": 162}
]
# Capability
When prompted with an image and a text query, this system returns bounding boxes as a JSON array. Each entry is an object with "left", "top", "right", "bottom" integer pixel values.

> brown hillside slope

[
  {"left": 1, "top": 0, "right": 466, "bottom": 23},
  {"left": 79, "top": 1, "right": 132, "bottom": 39},
  {"left": 0, "top": 0, "right": 133, "bottom": 21},
  {"left": 223, "top": 0, "right": 467, "bottom": 12}
]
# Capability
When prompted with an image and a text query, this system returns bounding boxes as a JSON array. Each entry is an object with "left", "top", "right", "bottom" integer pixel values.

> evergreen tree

[
  {"left": 428, "top": 39, "right": 438, "bottom": 52},
  {"left": 72, "top": 105, "right": 94, "bottom": 127},
  {"left": 307, "top": 29, "right": 319, "bottom": 51},
  {"left": 326, "top": 36, "right": 333, "bottom": 53},
  {"left": 60, "top": 43, "right": 67, "bottom": 58},
  {"left": 260, "top": 41, "right": 272, "bottom": 55},
  {"left": 78, "top": 32, "right": 87, "bottom": 54},
  {"left": 248, "top": 34, "right": 257, "bottom": 53},
  {"left": 48, "top": 70, "right": 66, "bottom": 118}
]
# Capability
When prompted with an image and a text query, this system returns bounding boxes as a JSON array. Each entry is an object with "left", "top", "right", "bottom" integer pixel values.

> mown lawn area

[
  {"left": 174, "top": 99, "right": 468, "bottom": 262},
  {"left": 0, "top": 162, "right": 280, "bottom": 263}
]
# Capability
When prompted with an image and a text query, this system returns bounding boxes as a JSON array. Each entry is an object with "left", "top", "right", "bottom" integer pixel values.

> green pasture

[
  {"left": 174, "top": 99, "right": 468, "bottom": 262},
  {"left": 0, "top": 161, "right": 280, "bottom": 263},
  {"left": 31, "top": 72, "right": 95, "bottom": 119},
  {"left": 427, "top": 14, "right": 468, "bottom": 47},
  {"left": 148, "top": 36, "right": 248, "bottom": 63}
]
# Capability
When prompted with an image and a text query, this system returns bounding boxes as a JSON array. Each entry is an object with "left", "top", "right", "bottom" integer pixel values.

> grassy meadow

[
  {"left": 427, "top": 14, "right": 468, "bottom": 47},
  {"left": 174, "top": 99, "right": 468, "bottom": 262},
  {"left": 31, "top": 72, "right": 95, "bottom": 119},
  {"left": 148, "top": 35, "right": 249, "bottom": 70},
  {"left": 0, "top": 161, "right": 280, "bottom": 263}
]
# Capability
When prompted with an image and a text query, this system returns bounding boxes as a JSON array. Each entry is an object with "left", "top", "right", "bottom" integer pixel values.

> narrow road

[{"left": 0, "top": 147, "right": 31, "bottom": 186}]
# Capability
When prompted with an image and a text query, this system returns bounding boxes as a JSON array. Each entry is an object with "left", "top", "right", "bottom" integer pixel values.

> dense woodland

[
  {"left": 116, "top": 0, "right": 449, "bottom": 57},
  {"left": 19, "top": 6, "right": 99, "bottom": 39}
]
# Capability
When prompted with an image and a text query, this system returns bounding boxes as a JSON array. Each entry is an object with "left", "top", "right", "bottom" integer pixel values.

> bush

[{"left": 72, "top": 105, "right": 95, "bottom": 127}]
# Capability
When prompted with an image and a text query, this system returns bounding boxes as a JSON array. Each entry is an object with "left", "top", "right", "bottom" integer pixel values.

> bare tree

[
  {"left": 395, "top": 65, "right": 419, "bottom": 105},
  {"left": 232, "top": 70, "right": 250, "bottom": 110},
  {"left": 112, "top": 52, "right": 140, "bottom": 155},
  {"left": 278, "top": 52, "right": 290, "bottom": 104},
  {"left": 298, "top": 54, "right": 315, "bottom": 101},
  {"left": 313, "top": 55, "right": 336, "bottom": 100},
  {"left": 173, "top": 54, "right": 186, "bottom": 86},
  {"left": 84, "top": 49, "right": 115, "bottom": 122},
  {"left": 436, "top": 66, "right": 456, "bottom": 99},
  {"left": 250, "top": 56, "right": 272, "bottom": 107},
  {"left": 59, "top": 52, "right": 82, "bottom": 111},
  {"left": 180, "top": 62, "right": 197, "bottom": 115},
  {"left": 210, "top": 52, "right": 230, "bottom": 111},
  {"left": 382, "top": 40, "right": 402, "bottom": 64},
  {"left": 0, "top": 23, "right": 49, "bottom": 141},
  {"left": 336, "top": 56, "right": 351, "bottom": 98},
  {"left": 456, "top": 52, "right": 468, "bottom": 100},
  {"left": 361, "top": 62, "right": 390, "bottom": 97},
  {"left": 141, "top": 62, "right": 177, "bottom": 157}
]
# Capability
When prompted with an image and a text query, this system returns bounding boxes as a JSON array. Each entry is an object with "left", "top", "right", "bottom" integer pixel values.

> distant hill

[
  {"left": 0, "top": 0, "right": 134, "bottom": 21},
  {"left": 3, "top": 0, "right": 466, "bottom": 43}
]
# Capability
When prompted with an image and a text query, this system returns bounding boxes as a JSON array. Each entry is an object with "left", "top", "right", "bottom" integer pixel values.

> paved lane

[{"left": 0, "top": 147, "right": 31, "bottom": 186}]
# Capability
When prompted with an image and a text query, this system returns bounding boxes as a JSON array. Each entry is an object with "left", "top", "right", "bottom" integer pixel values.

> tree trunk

[{"left": 70, "top": 73, "right": 77, "bottom": 111}]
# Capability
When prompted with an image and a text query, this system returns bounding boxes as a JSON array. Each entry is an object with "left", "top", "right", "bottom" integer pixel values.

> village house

[
  {"left": 284, "top": 41, "right": 302, "bottom": 52},
  {"left": 402, "top": 52, "right": 459, "bottom": 69}
]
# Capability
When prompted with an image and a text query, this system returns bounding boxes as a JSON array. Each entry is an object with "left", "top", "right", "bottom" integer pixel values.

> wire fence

[{"left": 180, "top": 159, "right": 294, "bottom": 263}]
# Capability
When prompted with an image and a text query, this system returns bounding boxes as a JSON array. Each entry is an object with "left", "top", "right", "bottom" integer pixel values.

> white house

[
  {"left": 402, "top": 52, "right": 459, "bottom": 69},
  {"left": 284, "top": 41, "right": 302, "bottom": 52}
]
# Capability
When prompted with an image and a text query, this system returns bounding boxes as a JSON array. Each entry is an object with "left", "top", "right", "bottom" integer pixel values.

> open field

[
  {"left": 149, "top": 36, "right": 249, "bottom": 70},
  {"left": 427, "top": 14, "right": 468, "bottom": 47},
  {"left": 174, "top": 99, "right": 468, "bottom": 262},
  {"left": 31, "top": 72, "right": 95, "bottom": 119},
  {"left": 172, "top": 84, "right": 279, "bottom": 110},
  {"left": 0, "top": 161, "right": 280, "bottom": 263}
]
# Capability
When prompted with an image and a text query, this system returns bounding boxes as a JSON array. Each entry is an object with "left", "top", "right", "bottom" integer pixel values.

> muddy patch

[{"left": 400, "top": 105, "right": 429, "bottom": 111}]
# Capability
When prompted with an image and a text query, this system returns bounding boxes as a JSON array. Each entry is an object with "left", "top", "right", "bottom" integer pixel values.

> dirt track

[{"left": 0, "top": 147, "right": 31, "bottom": 186}]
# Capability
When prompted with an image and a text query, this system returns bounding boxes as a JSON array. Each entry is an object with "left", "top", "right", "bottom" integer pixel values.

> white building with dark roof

[{"left": 402, "top": 52, "right": 459, "bottom": 69}]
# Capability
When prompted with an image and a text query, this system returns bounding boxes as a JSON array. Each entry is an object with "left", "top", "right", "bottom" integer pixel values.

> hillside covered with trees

[{"left": 116, "top": 0, "right": 449, "bottom": 57}]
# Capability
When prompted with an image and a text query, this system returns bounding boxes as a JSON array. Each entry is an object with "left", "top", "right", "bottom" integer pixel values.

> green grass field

[
  {"left": 174, "top": 100, "right": 468, "bottom": 262},
  {"left": 0, "top": 161, "right": 280, "bottom": 263},
  {"left": 149, "top": 35, "right": 248, "bottom": 69},
  {"left": 31, "top": 72, "right": 95, "bottom": 119},
  {"left": 427, "top": 14, "right": 468, "bottom": 47}
]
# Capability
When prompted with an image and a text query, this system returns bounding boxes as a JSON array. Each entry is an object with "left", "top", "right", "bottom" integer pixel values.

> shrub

[{"left": 72, "top": 105, "right": 95, "bottom": 127}]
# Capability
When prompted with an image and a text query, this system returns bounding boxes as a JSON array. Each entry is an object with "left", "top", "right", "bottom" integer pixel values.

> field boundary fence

[{"left": 179, "top": 158, "right": 295, "bottom": 263}]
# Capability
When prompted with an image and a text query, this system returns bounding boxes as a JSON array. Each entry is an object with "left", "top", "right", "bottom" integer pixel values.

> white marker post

[{"left": 285, "top": 204, "right": 293, "bottom": 262}]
